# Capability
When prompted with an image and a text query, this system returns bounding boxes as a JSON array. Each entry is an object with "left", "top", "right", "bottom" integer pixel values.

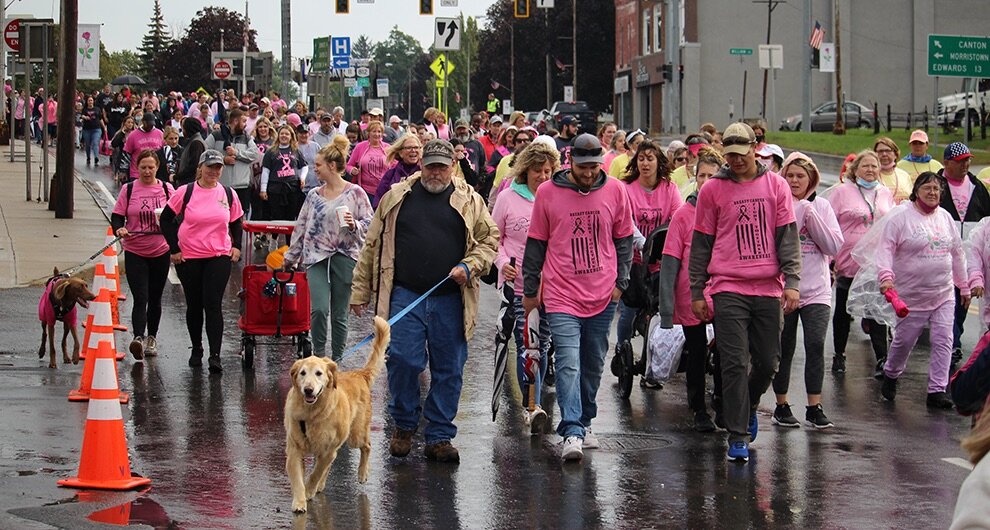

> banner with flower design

[{"left": 77, "top": 24, "right": 100, "bottom": 79}]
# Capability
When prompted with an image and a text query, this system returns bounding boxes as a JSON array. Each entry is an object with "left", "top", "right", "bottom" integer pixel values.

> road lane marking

[{"left": 942, "top": 457, "right": 974, "bottom": 471}]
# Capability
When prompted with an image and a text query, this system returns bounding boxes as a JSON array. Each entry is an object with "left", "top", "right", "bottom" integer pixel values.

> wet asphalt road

[{"left": 0, "top": 149, "right": 977, "bottom": 529}]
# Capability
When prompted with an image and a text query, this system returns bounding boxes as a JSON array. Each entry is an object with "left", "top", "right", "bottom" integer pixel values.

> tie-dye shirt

[{"left": 284, "top": 183, "right": 374, "bottom": 266}]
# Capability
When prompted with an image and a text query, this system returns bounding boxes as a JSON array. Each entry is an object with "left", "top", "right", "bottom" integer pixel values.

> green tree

[
  {"left": 352, "top": 35, "right": 374, "bottom": 60},
  {"left": 473, "top": 0, "right": 615, "bottom": 116},
  {"left": 158, "top": 7, "right": 259, "bottom": 92},
  {"left": 138, "top": 0, "right": 173, "bottom": 87},
  {"left": 373, "top": 26, "right": 427, "bottom": 119}
]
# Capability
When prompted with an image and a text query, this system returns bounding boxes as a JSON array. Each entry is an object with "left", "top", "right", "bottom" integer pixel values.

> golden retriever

[{"left": 284, "top": 316, "right": 390, "bottom": 513}]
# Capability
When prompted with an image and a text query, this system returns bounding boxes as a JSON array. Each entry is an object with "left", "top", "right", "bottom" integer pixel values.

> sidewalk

[{"left": 0, "top": 140, "right": 110, "bottom": 288}]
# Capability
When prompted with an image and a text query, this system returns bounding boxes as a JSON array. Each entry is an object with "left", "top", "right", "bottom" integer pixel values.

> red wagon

[{"left": 239, "top": 221, "right": 312, "bottom": 370}]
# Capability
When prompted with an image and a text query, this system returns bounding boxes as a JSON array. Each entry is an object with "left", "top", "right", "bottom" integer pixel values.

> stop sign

[
  {"left": 4, "top": 19, "right": 20, "bottom": 52},
  {"left": 214, "top": 60, "right": 231, "bottom": 79}
]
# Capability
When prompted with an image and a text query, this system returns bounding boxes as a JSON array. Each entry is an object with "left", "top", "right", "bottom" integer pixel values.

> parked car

[
  {"left": 779, "top": 100, "right": 877, "bottom": 131},
  {"left": 525, "top": 110, "right": 550, "bottom": 133},
  {"left": 548, "top": 101, "right": 597, "bottom": 133}
]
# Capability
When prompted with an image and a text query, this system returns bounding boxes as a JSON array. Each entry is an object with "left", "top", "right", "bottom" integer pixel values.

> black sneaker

[
  {"left": 881, "top": 375, "right": 897, "bottom": 401},
  {"left": 772, "top": 404, "right": 801, "bottom": 428},
  {"left": 831, "top": 354, "right": 846, "bottom": 373},
  {"left": 873, "top": 357, "right": 886, "bottom": 380},
  {"left": 805, "top": 404, "right": 834, "bottom": 429},
  {"left": 926, "top": 391, "right": 954, "bottom": 410},
  {"left": 188, "top": 347, "right": 204, "bottom": 367},
  {"left": 208, "top": 354, "right": 223, "bottom": 374},
  {"left": 693, "top": 411, "right": 716, "bottom": 433}
]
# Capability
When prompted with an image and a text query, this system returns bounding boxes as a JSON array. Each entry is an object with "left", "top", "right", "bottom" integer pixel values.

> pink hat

[
  {"left": 285, "top": 113, "right": 302, "bottom": 127},
  {"left": 909, "top": 129, "right": 929, "bottom": 144}
]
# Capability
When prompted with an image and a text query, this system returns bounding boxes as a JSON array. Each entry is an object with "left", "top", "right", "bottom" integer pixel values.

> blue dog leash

[{"left": 340, "top": 271, "right": 456, "bottom": 359}]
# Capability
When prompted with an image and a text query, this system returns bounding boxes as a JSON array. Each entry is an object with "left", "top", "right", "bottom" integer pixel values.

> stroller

[
  {"left": 612, "top": 225, "right": 667, "bottom": 400},
  {"left": 238, "top": 221, "right": 312, "bottom": 370}
]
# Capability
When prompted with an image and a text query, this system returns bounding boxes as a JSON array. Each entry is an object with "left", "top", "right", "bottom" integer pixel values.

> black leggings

[
  {"left": 775, "top": 303, "right": 830, "bottom": 396},
  {"left": 124, "top": 250, "right": 170, "bottom": 337},
  {"left": 176, "top": 256, "right": 232, "bottom": 356},
  {"left": 833, "top": 276, "right": 888, "bottom": 361}
]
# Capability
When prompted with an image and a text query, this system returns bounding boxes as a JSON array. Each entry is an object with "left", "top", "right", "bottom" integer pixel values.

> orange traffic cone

[
  {"left": 70, "top": 288, "right": 128, "bottom": 403},
  {"left": 105, "top": 227, "right": 126, "bottom": 302},
  {"left": 96, "top": 260, "right": 128, "bottom": 333},
  {"left": 79, "top": 272, "right": 125, "bottom": 362},
  {"left": 58, "top": 339, "right": 151, "bottom": 491}
]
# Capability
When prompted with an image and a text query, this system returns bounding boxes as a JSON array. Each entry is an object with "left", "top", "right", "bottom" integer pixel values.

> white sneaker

[
  {"left": 582, "top": 428, "right": 600, "bottom": 449},
  {"left": 144, "top": 336, "right": 158, "bottom": 357},
  {"left": 529, "top": 406, "right": 548, "bottom": 436},
  {"left": 561, "top": 436, "right": 584, "bottom": 461}
]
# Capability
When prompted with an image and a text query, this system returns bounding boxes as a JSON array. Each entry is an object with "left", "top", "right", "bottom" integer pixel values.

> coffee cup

[{"left": 335, "top": 205, "right": 350, "bottom": 229}]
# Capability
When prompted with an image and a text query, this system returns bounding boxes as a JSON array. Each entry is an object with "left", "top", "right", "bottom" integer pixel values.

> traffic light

[
  {"left": 514, "top": 0, "right": 530, "bottom": 18},
  {"left": 232, "top": 59, "right": 244, "bottom": 76},
  {"left": 420, "top": 0, "right": 433, "bottom": 15},
  {"left": 335, "top": 0, "right": 349, "bottom": 14},
  {"left": 661, "top": 63, "right": 672, "bottom": 81}
]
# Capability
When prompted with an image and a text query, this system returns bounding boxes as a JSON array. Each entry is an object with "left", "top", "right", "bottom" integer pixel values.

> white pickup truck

[{"left": 937, "top": 78, "right": 990, "bottom": 127}]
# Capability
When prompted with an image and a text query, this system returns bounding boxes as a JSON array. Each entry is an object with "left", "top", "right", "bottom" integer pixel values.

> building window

[
  {"left": 653, "top": 5, "right": 662, "bottom": 54},
  {"left": 642, "top": 9, "right": 651, "bottom": 55}
]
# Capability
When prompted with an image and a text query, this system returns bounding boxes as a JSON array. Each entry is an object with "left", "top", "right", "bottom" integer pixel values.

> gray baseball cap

[
  {"left": 198, "top": 149, "right": 225, "bottom": 166},
  {"left": 571, "top": 134, "right": 604, "bottom": 165}
]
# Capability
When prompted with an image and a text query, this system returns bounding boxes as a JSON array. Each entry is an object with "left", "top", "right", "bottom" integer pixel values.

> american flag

[
  {"left": 490, "top": 80, "right": 501, "bottom": 90},
  {"left": 554, "top": 57, "right": 567, "bottom": 71},
  {"left": 809, "top": 21, "right": 825, "bottom": 50}
]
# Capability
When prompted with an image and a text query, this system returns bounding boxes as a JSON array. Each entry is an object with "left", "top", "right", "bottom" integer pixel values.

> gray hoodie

[
  {"left": 204, "top": 131, "right": 259, "bottom": 190},
  {"left": 687, "top": 162, "right": 801, "bottom": 301},
  {"left": 522, "top": 168, "right": 635, "bottom": 299}
]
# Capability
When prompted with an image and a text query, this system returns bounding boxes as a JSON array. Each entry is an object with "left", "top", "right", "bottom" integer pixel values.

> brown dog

[
  {"left": 284, "top": 316, "right": 390, "bottom": 513},
  {"left": 37, "top": 268, "right": 96, "bottom": 369}
]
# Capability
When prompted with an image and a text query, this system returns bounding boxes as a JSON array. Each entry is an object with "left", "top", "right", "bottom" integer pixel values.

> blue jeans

[
  {"left": 546, "top": 302, "right": 618, "bottom": 438},
  {"left": 616, "top": 299, "right": 637, "bottom": 344},
  {"left": 512, "top": 296, "right": 551, "bottom": 408},
  {"left": 386, "top": 285, "right": 468, "bottom": 445},
  {"left": 81, "top": 128, "right": 101, "bottom": 161}
]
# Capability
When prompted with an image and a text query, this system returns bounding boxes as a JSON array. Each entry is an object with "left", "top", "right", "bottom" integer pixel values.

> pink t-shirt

[
  {"left": 875, "top": 204, "right": 968, "bottom": 311},
  {"left": 166, "top": 183, "right": 244, "bottom": 259},
  {"left": 492, "top": 186, "right": 536, "bottom": 293},
  {"left": 826, "top": 182, "right": 895, "bottom": 278},
  {"left": 694, "top": 172, "right": 795, "bottom": 298},
  {"left": 347, "top": 141, "right": 390, "bottom": 197},
  {"left": 624, "top": 179, "right": 683, "bottom": 268},
  {"left": 662, "top": 201, "right": 711, "bottom": 326},
  {"left": 528, "top": 176, "right": 634, "bottom": 317},
  {"left": 112, "top": 179, "right": 175, "bottom": 258},
  {"left": 947, "top": 177, "right": 975, "bottom": 220},
  {"left": 123, "top": 128, "right": 165, "bottom": 179}
]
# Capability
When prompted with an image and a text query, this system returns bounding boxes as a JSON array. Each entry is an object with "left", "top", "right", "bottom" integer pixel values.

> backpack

[
  {"left": 175, "top": 182, "right": 234, "bottom": 224},
  {"left": 125, "top": 179, "right": 172, "bottom": 206}
]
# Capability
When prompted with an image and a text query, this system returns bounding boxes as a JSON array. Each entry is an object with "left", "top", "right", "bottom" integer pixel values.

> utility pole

[
  {"left": 280, "top": 0, "right": 291, "bottom": 95},
  {"left": 802, "top": 0, "right": 811, "bottom": 132},
  {"left": 753, "top": 0, "right": 783, "bottom": 121},
  {"left": 54, "top": 0, "right": 77, "bottom": 218},
  {"left": 571, "top": 0, "right": 577, "bottom": 100},
  {"left": 544, "top": 8, "right": 551, "bottom": 110},
  {"left": 242, "top": 0, "right": 249, "bottom": 96},
  {"left": 832, "top": 0, "right": 845, "bottom": 134}
]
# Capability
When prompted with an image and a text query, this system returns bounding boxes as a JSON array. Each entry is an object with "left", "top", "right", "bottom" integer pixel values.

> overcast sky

[{"left": 11, "top": 0, "right": 493, "bottom": 58}]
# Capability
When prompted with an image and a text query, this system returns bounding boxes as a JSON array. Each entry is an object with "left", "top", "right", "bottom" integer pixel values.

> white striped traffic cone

[
  {"left": 58, "top": 339, "right": 150, "bottom": 490},
  {"left": 70, "top": 288, "right": 128, "bottom": 403}
]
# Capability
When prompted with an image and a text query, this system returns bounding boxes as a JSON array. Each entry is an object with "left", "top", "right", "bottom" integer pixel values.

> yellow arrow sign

[{"left": 430, "top": 53, "right": 455, "bottom": 80}]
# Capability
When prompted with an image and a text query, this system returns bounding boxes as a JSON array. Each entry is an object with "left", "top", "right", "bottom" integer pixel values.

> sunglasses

[
  {"left": 515, "top": 138, "right": 532, "bottom": 144},
  {"left": 723, "top": 137, "right": 753, "bottom": 147},
  {"left": 674, "top": 157, "right": 688, "bottom": 163},
  {"left": 572, "top": 147, "right": 603, "bottom": 157}
]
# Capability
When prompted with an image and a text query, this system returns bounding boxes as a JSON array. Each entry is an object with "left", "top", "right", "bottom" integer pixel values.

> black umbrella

[
  {"left": 492, "top": 258, "right": 516, "bottom": 422},
  {"left": 110, "top": 74, "right": 146, "bottom": 86}
]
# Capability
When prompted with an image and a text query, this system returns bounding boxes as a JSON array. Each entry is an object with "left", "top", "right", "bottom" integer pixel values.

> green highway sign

[
  {"left": 312, "top": 36, "right": 330, "bottom": 72},
  {"left": 928, "top": 34, "right": 990, "bottom": 77},
  {"left": 730, "top": 48, "right": 753, "bottom": 56}
]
